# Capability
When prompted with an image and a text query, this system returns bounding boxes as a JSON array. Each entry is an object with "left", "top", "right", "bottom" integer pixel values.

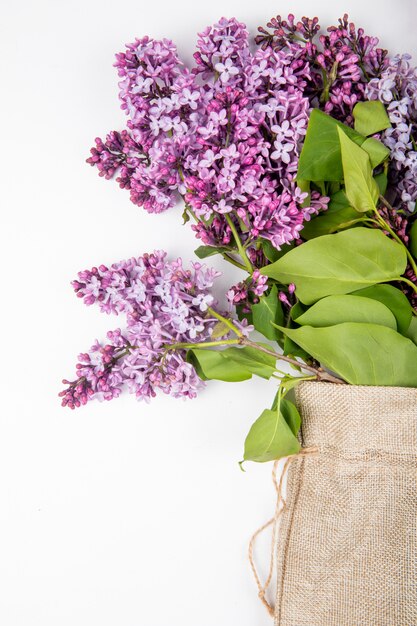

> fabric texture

[{"left": 274, "top": 382, "right": 417, "bottom": 626}]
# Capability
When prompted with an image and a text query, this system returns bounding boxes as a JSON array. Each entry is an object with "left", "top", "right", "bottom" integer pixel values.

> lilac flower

[
  {"left": 87, "top": 17, "right": 330, "bottom": 264},
  {"left": 61, "top": 252, "right": 231, "bottom": 408},
  {"left": 215, "top": 58, "right": 239, "bottom": 83},
  {"left": 271, "top": 141, "right": 294, "bottom": 164},
  {"left": 256, "top": 13, "right": 388, "bottom": 125},
  {"left": 367, "top": 54, "right": 417, "bottom": 213},
  {"left": 227, "top": 270, "right": 268, "bottom": 311}
]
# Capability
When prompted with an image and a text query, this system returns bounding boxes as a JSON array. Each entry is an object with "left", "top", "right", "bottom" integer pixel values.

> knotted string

[{"left": 248, "top": 446, "right": 319, "bottom": 617}]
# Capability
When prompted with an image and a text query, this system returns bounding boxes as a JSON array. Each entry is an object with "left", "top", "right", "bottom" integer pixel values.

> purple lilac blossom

[
  {"left": 256, "top": 13, "right": 388, "bottom": 125},
  {"left": 366, "top": 54, "right": 417, "bottom": 214},
  {"left": 87, "top": 17, "right": 329, "bottom": 260},
  {"left": 227, "top": 270, "right": 268, "bottom": 311},
  {"left": 60, "top": 251, "right": 230, "bottom": 409}
]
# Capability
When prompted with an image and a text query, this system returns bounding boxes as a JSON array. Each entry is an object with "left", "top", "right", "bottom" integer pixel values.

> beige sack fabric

[{"left": 274, "top": 382, "right": 417, "bottom": 626}]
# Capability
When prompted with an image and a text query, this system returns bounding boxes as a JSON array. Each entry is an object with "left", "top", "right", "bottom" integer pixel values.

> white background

[{"left": 1, "top": 1, "right": 416, "bottom": 625}]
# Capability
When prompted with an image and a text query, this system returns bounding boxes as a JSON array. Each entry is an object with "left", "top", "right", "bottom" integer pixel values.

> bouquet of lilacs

[{"left": 61, "top": 14, "right": 417, "bottom": 463}]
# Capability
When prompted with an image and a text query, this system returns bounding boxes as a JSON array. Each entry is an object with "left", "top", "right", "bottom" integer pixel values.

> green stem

[
  {"left": 224, "top": 213, "right": 253, "bottom": 273},
  {"left": 207, "top": 307, "right": 243, "bottom": 337},
  {"left": 329, "top": 217, "right": 377, "bottom": 232},
  {"left": 240, "top": 338, "right": 345, "bottom": 385},
  {"left": 221, "top": 253, "right": 247, "bottom": 270},
  {"left": 167, "top": 334, "right": 343, "bottom": 384},
  {"left": 181, "top": 200, "right": 249, "bottom": 273},
  {"left": 170, "top": 339, "right": 240, "bottom": 351},
  {"left": 397, "top": 276, "right": 417, "bottom": 296}
]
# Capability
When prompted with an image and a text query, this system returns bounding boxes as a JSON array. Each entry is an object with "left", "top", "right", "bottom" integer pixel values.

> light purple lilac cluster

[
  {"left": 366, "top": 54, "right": 417, "bottom": 214},
  {"left": 60, "top": 251, "right": 227, "bottom": 409},
  {"left": 87, "top": 18, "right": 328, "bottom": 259},
  {"left": 256, "top": 13, "right": 388, "bottom": 125}
]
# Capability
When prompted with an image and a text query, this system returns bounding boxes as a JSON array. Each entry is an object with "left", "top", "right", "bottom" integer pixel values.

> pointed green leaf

[
  {"left": 194, "top": 245, "right": 231, "bottom": 259},
  {"left": 297, "top": 109, "right": 388, "bottom": 183},
  {"left": 375, "top": 171, "right": 388, "bottom": 195},
  {"left": 243, "top": 407, "right": 300, "bottom": 463},
  {"left": 261, "top": 239, "right": 294, "bottom": 263},
  {"left": 223, "top": 345, "right": 276, "bottom": 379},
  {"left": 353, "top": 101, "right": 391, "bottom": 136},
  {"left": 405, "top": 316, "right": 417, "bottom": 345},
  {"left": 279, "top": 322, "right": 417, "bottom": 386},
  {"left": 351, "top": 284, "right": 412, "bottom": 334},
  {"left": 283, "top": 336, "right": 309, "bottom": 362},
  {"left": 337, "top": 127, "right": 379, "bottom": 212},
  {"left": 260, "top": 228, "right": 407, "bottom": 305},
  {"left": 280, "top": 398, "right": 301, "bottom": 437},
  {"left": 297, "top": 109, "right": 365, "bottom": 181},
  {"left": 251, "top": 286, "right": 284, "bottom": 341},
  {"left": 301, "top": 190, "right": 361, "bottom": 239},
  {"left": 188, "top": 349, "right": 252, "bottom": 382},
  {"left": 361, "top": 137, "right": 390, "bottom": 168},
  {"left": 294, "top": 294, "right": 397, "bottom": 329}
]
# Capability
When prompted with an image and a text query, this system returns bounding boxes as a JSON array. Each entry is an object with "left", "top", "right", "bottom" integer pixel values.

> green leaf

[
  {"left": 409, "top": 220, "right": 417, "bottom": 259},
  {"left": 353, "top": 101, "right": 391, "bottom": 136},
  {"left": 223, "top": 345, "right": 277, "bottom": 379},
  {"left": 278, "top": 322, "right": 417, "bottom": 386},
  {"left": 261, "top": 239, "right": 294, "bottom": 263},
  {"left": 361, "top": 137, "right": 390, "bottom": 169},
  {"left": 242, "top": 407, "right": 301, "bottom": 463},
  {"left": 301, "top": 191, "right": 361, "bottom": 240},
  {"left": 404, "top": 316, "right": 417, "bottom": 345},
  {"left": 188, "top": 349, "right": 252, "bottom": 382},
  {"left": 283, "top": 336, "right": 310, "bottom": 363},
  {"left": 297, "top": 110, "right": 389, "bottom": 184},
  {"left": 297, "top": 110, "right": 364, "bottom": 181},
  {"left": 328, "top": 189, "right": 351, "bottom": 211},
  {"left": 337, "top": 127, "right": 379, "bottom": 212},
  {"left": 351, "top": 284, "right": 412, "bottom": 335},
  {"left": 251, "top": 286, "right": 284, "bottom": 341},
  {"left": 261, "top": 228, "right": 407, "bottom": 305},
  {"left": 328, "top": 181, "right": 341, "bottom": 195},
  {"left": 290, "top": 302, "right": 305, "bottom": 320},
  {"left": 280, "top": 398, "right": 301, "bottom": 437},
  {"left": 375, "top": 171, "right": 388, "bottom": 195},
  {"left": 294, "top": 294, "right": 397, "bottom": 330},
  {"left": 194, "top": 245, "right": 230, "bottom": 259},
  {"left": 182, "top": 207, "right": 190, "bottom": 225}
]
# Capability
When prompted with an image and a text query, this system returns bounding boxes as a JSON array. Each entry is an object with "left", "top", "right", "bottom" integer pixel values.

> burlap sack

[{"left": 274, "top": 382, "right": 417, "bottom": 626}]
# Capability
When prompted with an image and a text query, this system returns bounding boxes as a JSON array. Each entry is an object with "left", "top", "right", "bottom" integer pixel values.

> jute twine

[{"left": 248, "top": 447, "right": 319, "bottom": 617}]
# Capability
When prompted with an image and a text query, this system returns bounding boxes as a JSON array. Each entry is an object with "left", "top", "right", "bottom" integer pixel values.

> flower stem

[
  {"left": 221, "top": 253, "right": 247, "bottom": 270},
  {"left": 167, "top": 333, "right": 345, "bottom": 385},
  {"left": 170, "top": 339, "right": 240, "bottom": 351},
  {"left": 240, "top": 338, "right": 345, "bottom": 384},
  {"left": 224, "top": 213, "right": 254, "bottom": 273},
  {"left": 207, "top": 307, "right": 243, "bottom": 337},
  {"left": 397, "top": 276, "right": 417, "bottom": 296}
]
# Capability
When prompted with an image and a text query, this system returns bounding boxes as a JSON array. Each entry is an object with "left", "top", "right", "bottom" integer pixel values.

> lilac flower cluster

[
  {"left": 60, "top": 251, "right": 225, "bottom": 408},
  {"left": 87, "top": 17, "right": 329, "bottom": 260},
  {"left": 256, "top": 13, "right": 388, "bottom": 125},
  {"left": 227, "top": 270, "right": 268, "bottom": 311},
  {"left": 367, "top": 54, "right": 417, "bottom": 214}
]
